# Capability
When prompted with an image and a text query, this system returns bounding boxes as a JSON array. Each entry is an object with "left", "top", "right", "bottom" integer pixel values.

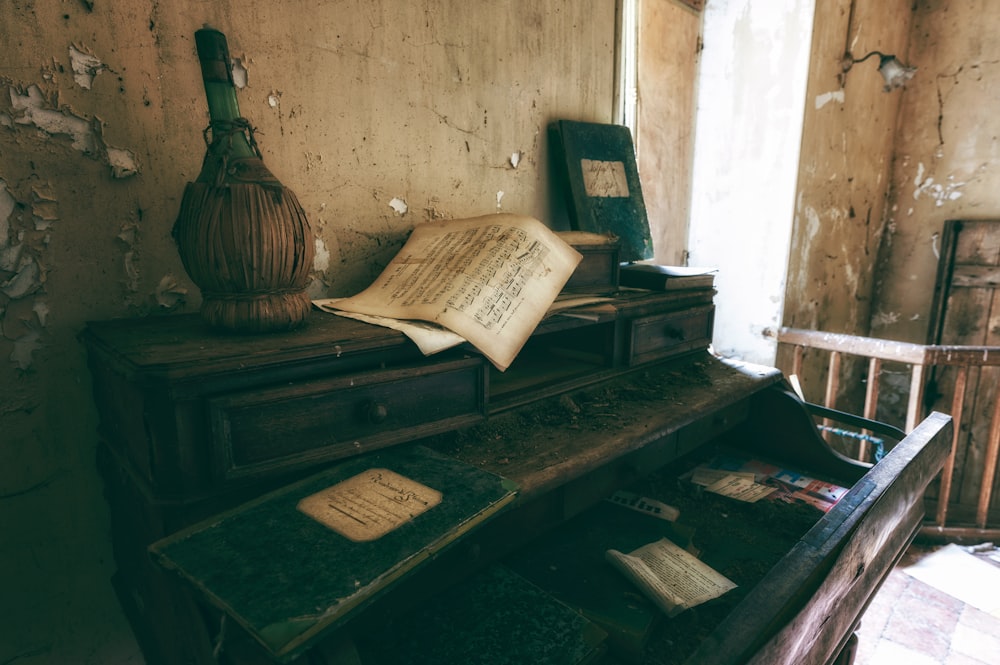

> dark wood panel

[
  {"left": 687, "top": 412, "right": 951, "bottom": 665},
  {"left": 953, "top": 220, "right": 1000, "bottom": 264},
  {"left": 927, "top": 219, "right": 1000, "bottom": 524},
  {"left": 437, "top": 354, "right": 782, "bottom": 501},
  {"left": 627, "top": 304, "right": 715, "bottom": 365},
  {"left": 951, "top": 264, "right": 1000, "bottom": 287},
  {"left": 83, "top": 289, "right": 953, "bottom": 665},
  {"left": 212, "top": 357, "right": 486, "bottom": 480}
]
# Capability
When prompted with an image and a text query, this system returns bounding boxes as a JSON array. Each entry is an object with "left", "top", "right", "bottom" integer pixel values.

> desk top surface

[{"left": 431, "top": 353, "right": 782, "bottom": 499}]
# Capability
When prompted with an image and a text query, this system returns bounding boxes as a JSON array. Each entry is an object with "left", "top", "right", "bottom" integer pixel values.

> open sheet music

[{"left": 317, "top": 213, "right": 581, "bottom": 371}]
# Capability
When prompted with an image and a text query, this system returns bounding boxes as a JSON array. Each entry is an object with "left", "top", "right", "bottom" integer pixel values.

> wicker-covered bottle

[{"left": 173, "top": 27, "right": 314, "bottom": 333}]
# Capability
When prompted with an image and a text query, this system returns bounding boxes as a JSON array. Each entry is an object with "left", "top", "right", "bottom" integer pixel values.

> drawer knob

[{"left": 366, "top": 401, "right": 389, "bottom": 424}]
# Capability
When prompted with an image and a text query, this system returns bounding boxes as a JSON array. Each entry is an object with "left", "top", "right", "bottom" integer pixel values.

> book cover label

[
  {"left": 297, "top": 468, "right": 442, "bottom": 542},
  {"left": 581, "top": 159, "right": 630, "bottom": 197}
]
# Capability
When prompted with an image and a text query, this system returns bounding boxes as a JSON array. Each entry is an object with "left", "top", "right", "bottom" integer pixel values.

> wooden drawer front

[
  {"left": 211, "top": 356, "right": 486, "bottom": 481},
  {"left": 627, "top": 305, "right": 714, "bottom": 366},
  {"left": 676, "top": 399, "right": 749, "bottom": 456}
]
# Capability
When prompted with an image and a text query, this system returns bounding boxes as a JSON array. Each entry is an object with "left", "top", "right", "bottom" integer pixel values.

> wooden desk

[{"left": 81, "top": 291, "right": 950, "bottom": 665}]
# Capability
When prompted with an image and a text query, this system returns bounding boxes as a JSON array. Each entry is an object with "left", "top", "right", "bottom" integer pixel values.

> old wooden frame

[{"left": 771, "top": 326, "right": 1000, "bottom": 536}]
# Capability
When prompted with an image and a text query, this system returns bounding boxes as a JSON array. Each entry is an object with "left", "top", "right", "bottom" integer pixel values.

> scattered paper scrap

[
  {"left": 690, "top": 454, "right": 849, "bottom": 513},
  {"left": 606, "top": 538, "right": 736, "bottom": 617},
  {"left": 606, "top": 490, "right": 680, "bottom": 521},
  {"left": 691, "top": 468, "right": 755, "bottom": 487},
  {"left": 705, "top": 475, "right": 776, "bottom": 503}
]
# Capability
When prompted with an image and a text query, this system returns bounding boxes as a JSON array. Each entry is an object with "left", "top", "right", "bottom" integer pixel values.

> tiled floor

[{"left": 854, "top": 545, "right": 1000, "bottom": 665}]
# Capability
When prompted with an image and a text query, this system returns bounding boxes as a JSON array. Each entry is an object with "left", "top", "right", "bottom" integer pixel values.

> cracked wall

[
  {"left": 782, "top": 0, "right": 913, "bottom": 349},
  {"left": 0, "top": 1, "right": 615, "bottom": 662},
  {"left": 870, "top": 0, "right": 1000, "bottom": 345},
  {"left": 777, "top": 0, "right": 1000, "bottom": 419},
  {"left": 777, "top": 0, "right": 913, "bottom": 414}
]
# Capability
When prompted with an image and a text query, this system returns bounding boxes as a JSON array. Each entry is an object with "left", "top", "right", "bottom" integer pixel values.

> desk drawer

[
  {"left": 627, "top": 305, "right": 714, "bottom": 366},
  {"left": 210, "top": 356, "right": 486, "bottom": 481},
  {"left": 676, "top": 399, "right": 750, "bottom": 456}
]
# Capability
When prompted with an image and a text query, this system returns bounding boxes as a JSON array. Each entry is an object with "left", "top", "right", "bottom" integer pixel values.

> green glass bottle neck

[{"left": 202, "top": 79, "right": 256, "bottom": 159}]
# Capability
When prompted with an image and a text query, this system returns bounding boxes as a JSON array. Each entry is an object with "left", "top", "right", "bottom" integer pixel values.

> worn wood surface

[
  {"left": 82, "top": 291, "right": 716, "bottom": 502},
  {"left": 687, "top": 411, "right": 952, "bottom": 665},
  {"left": 80, "top": 311, "right": 416, "bottom": 385},
  {"left": 150, "top": 445, "right": 518, "bottom": 663},
  {"left": 85, "top": 297, "right": 953, "bottom": 665},
  {"left": 926, "top": 219, "right": 1000, "bottom": 528},
  {"left": 436, "top": 354, "right": 781, "bottom": 502},
  {"left": 211, "top": 356, "right": 486, "bottom": 481},
  {"left": 84, "top": 293, "right": 721, "bottom": 665}
]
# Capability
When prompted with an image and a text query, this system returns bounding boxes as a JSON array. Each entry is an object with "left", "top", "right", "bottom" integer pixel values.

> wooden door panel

[{"left": 928, "top": 220, "right": 1000, "bottom": 526}]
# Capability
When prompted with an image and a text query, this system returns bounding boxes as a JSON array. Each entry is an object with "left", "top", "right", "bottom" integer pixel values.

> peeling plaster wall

[
  {"left": 0, "top": 2, "right": 614, "bottom": 661},
  {"left": 785, "top": 0, "right": 911, "bottom": 336},
  {"left": 776, "top": 0, "right": 912, "bottom": 405},
  {"left": 778, "top": 0, "right": 1000, "bottom": 413},
  {"left": 870, "top": 0, "right": 1000, "bottom": 345}
]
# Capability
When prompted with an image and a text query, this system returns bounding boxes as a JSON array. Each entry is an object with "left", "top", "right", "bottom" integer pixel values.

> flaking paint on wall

[
  {"left": 6, "top": 83, "right": 138, "bottom": 179},
  {"left": 0, "top": 178, "right": 52, "bottom": 370},
  {"left": 117, "top": 222, "right": 140, "bottom": 294},
  {"left": 10, "top": 85, "right": 99, "bottom": 153},
  {"left": 0, "top": 182, "right": 18, "bottom": 271},
  {"left": 912, "top": 162, "right": 965, "bottom": 207},
  {"left": 154, "top": 274, "right": 187, "bottom": 309},
  {"left": 68, "top": 44, "right": 106, "bottom": 90},
  {"left": 388, "top": 197, "right": 408, "bottom": 215},
  {"left": 815, "top": 89, "right": 845, "bottom": 109},
  {"left": 0, "top": 4, "right": 617, "bottom": 660}
]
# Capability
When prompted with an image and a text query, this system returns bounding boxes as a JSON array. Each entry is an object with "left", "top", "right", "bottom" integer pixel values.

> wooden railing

[{"left": 768, "top": 326, "right": 1000, "bottom": 538}]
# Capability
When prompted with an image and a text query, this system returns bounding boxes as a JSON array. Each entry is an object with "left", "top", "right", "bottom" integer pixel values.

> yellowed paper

[
  {"left": 329, "top": 214, "right": 582, "bottom": 371},
  {"left": 690, "top": 467, "right": 756, "bottom": 487},
  {"left": 314, "top": 295, "right": 610, "bottom": 356},
  {"left": 313, "top": 300, "right": 467, "bottom": 355},
  {"left": 606, "top": 538, "right": 736, "bottom": 617},
  {"left": 705, "top": 475, "right": 777, "bottom": 503},
  {"left": 297, "top": 468, "right": 442, "bottom": 542},
  {"left": 581, "top": 159, "right": 630, "bottom": 197},
  {"left": 555, "top": 230, "right": 619, "bottom": 246}
]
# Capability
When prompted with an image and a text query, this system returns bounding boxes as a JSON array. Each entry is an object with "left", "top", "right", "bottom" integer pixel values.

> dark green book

[
  {"left": 149, "top": 445, "right": 518, "bottom": 663},
  {"left": 550, "top": 119, "right": 654, "bottom": 263},
  {"left": 358, "top": 564, "right": 608, "bottom": 665}
]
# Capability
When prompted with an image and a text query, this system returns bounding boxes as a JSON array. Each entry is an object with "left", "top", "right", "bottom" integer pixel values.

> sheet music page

[
  {"left": 606, "top": 538, "right": 737, "bottom": 617},
  {"left": 297, "top": 468, "right": 442, "bottom": 543},
  {"left": 312, "top": 301, "right": 467, "bottom": 355},
  {"left": 329, "top": 213, "right": 582, "bottom": 371}
]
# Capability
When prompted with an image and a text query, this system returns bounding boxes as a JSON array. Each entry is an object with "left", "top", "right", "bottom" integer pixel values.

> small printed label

[
  {"left": 297, "top": 468, "right": 442, "bottom": 542},
  {"left": 705, "top": 475, "right": 777, "bottom": 503},
  {"left": 581, "top": 159, "right": 630, "bottom": 198},
  {"left": 691, "top": 468, "right": 756, "bottom": 487},
  {"left": 607, "top": 490, "right": 680, "bottom": 521}
]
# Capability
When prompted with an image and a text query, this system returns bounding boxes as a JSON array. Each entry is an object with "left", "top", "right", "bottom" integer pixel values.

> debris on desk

[
  {"left": 606, "top": 490, "right": 680, "bottom": 522},
  {"left": 685, "top": 454, "right": 850, "bottom": 513}
]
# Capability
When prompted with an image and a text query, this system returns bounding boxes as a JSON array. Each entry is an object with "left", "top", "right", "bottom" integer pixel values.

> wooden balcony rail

[{"left": 767, "top": 326, "right": 1000, "bottom": 535}]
